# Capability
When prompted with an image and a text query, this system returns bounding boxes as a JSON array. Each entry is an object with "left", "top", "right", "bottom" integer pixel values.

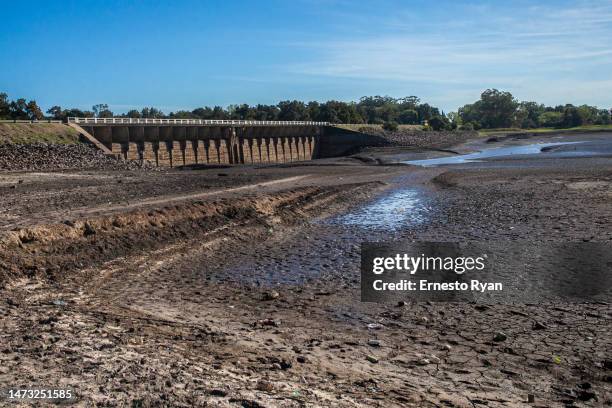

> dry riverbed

[{"left": 1, "top": 131, "right": 611, "bottom": 407}]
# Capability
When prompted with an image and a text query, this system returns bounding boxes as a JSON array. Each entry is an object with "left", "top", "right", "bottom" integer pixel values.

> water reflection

[{"left": 330, "top": 188, "right": 428, "bottom": 231}]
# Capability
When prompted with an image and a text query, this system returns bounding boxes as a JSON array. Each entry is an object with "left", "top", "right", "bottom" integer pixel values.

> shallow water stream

[{"left": 405, "top": 141, "right": 584, "bottom": 166}]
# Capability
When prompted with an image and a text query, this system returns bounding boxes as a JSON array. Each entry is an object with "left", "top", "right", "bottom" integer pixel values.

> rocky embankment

[
  {"left": 359, "top": 128, "right": 478, "bottom": 149},
  {"left": 0, "top": 143, "right": 154, "bottom": 171}
]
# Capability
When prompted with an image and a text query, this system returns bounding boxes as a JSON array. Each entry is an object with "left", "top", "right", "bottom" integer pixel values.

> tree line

[
  {"left": 1, "top": 90, "right": 610, "bottom": 131},
  {"left": 457, "top": 89, "right": 611, "bottom": 130}
]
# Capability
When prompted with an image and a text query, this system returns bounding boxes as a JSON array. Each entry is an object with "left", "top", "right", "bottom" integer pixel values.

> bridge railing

[
  {"left": 68, "top": 117, "right": 329, "bottom": 126},
  {"left": 0, "top": 119, "right": 63, "bottom": 123}
]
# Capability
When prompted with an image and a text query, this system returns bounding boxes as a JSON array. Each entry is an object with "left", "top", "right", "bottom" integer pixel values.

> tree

[
  {"left": 169, "top": 110, "right": 195, "bottom": 119},
  {"left": 517, "top": 101, "right": 545, "bottom": 128},
  {"left": 278, "top": 100, "right": 308, "bottom": 121},
  {"left": 306, "top": 101, "right": 321, "bottom": 121},
  {"left": 595, "top": 109, "right": 611, "bottom": 125},
  {"left": 126, "top": 109, "right": 141, "bottom": 118},
  {"left": 141, "top": 107, "right": 164, "bottom": 118},
  {"left": 9, "top": 98, "right": 28, "bottom": 119},
  {"left": 458, "top": 89, "right": 519, "bottom": 129},
  {"left": 478, "top": 89, "right": 518, "bottom": 128},
  {"left": 92, "top": 103, "right": 113, "bottom": 118},
  {"left": 25, "top": 100, "right": 44, "bottom": 120},
  {"left": 538, "top": 111, "right": 562, "bottom": 127},
  {"left": 429, "top": 115, "right": 450, "bottom": 131},
  {"left": 397, "top": 109, "right": 418, "bottom": 124},
  {"left": 416, "top": 103, "right": 440, "bottom": 123},
  {"left": 47, "top": 106, "right": 65, "bottom": 120},
  {"left": 561, "top": 105, "right": 585, "bottom": 127},
  {"left": 0, "top": 92, "right": 10, "bottom": 119},
  {"left": 447, "top": 112, "right": 462, "bottom": 130}
]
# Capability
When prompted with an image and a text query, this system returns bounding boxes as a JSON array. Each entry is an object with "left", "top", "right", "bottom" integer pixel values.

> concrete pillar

[
  {"left": 287, "top": 136, "right": 294, "bottom": 162},
  {"left": 255, "top": 138, "right": 263, "bottom": 162},
  {"left": 272, "top": 137, "right": 279, "bottom": 162},
  {"left": 281, "top": 137, "right": 287, "bottom": 162},
  {"left": 264, "top": 138, "right": 271, "bottom": 163},
  {"left": 247, "top": 139, "right": 254, "bottom": 164},
  {"left": 213, "top": 139, "right": 222, "bottom": 164},
  {"left": 203, "top": 139, "right": 211, "bottom": 163}
]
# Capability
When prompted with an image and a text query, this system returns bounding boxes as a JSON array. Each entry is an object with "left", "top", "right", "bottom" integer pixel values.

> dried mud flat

[{"left": 1, "top": 133, "right": 611, "bottom": 407}]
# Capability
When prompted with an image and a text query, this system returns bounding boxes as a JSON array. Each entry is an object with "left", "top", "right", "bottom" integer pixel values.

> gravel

[
  {"left": 358, "top": 128, "right": 478, "bottom": 149},
  {"left": 0, "top": 143, "right": 156, "bottom": 171}
]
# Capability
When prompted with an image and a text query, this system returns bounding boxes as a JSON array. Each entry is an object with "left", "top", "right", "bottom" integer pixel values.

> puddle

[
  {"left": 405, "top": 141, "right": 584, "bottom": 166},
  {"left": 329, "top": 187, "right": 429, "bottom": 231}
]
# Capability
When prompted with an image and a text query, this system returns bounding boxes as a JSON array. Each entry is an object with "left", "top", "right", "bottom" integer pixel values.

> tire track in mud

[
  {"left": 0, "top": 181, "right": 383, "bottom": 287},
  {"left": 2, "top": 175, "right": 312, "bottom": 230}
]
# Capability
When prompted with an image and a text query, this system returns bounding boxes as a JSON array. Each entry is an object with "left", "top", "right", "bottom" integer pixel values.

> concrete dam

[{"left": 68, "top": 117, "right": 386, "bottom": 167}]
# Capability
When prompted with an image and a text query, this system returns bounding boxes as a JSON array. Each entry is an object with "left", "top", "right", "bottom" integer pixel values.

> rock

[
  {"left": 367, "top": 339, "right": 381, "bottom": 347},
  {"left": 296, "top": 356, "right": 307, "bottom": 363},
  {"left": 261, "top": 290, "right": 279, "bottom": 301},
  {"left": 532, "top": 321, "right": 547, "bottom": 330},
  {"left": 442, "top": 344, "right": 452, "bottom": 351},
  {"left": 366, "top": 355, "right": 379, "bottom": 364},
  {"left": 83, "top": 223, "right": 96, "bottom": 236},
  {"left": 397, "top": 301, "right": 407, "bottom": 307},
  {"left": 256, "top": 318, "right": 280, "bottom": 327},
  {"left": 256, "top": 380, "right": 274, "bottom": 392},
  {"left": 430, "top": 355, "right": 441, "bottom": 364},
  {"left": 0, "top": 143, "right": 157, "bottom": 172},
  {"left": 493, "top": 332, "right": 507, "bottom": 342},
  {"left": 417, "top": 358, "right": 431, "bottom": 365},
  {"left": 38, "top": 316, "right": 58, "bottom": 325},
  {"left": 367, "top": 323, "right": 384, "bottom": 330},
  {"left": 576, "top": 389, "right": 596, "bottom": 401}
]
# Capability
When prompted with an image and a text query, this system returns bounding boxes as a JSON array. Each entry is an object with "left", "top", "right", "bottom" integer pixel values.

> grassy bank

[
  {"left": 478, "top": 124, "right": 612, "bottom": 136},
  {"left": 0, "top": 123, "right": 79, "bottom": 144}
]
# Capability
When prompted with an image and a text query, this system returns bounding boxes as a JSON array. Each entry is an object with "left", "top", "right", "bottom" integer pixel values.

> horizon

[{"left": 1, "top": 0, "right": 611, "bottom": 114}]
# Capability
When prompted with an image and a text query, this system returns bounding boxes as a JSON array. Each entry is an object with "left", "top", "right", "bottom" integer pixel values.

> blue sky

[{"left": 1, "top": 0, "right": 611, "bottom": 114}]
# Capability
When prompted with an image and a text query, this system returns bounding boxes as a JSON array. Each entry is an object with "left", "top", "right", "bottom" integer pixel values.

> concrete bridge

[{"left": 68, "top": 117, "right": 330, "bottom": 167}]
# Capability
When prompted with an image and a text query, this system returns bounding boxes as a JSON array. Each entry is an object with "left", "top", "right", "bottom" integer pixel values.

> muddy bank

[
  {"left": 0, "top": 182, "right": 379, "bottom": 286},
  {"left": 0, "top": 132, "right": 611, "bottom": 406}
]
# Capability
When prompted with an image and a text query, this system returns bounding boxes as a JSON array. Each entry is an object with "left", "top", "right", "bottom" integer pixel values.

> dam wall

[
  {"left": 74, "top": 122, "right": 321, "bottom": 167},
  {"left": 69, "top": 118, "right": 394, "bottom": 166}
]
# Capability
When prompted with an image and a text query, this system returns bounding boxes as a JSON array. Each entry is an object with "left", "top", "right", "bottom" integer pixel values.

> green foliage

[
  {"left": 0, "top": 93, "right": 9, "bottom": 118},
  {"left": 92, "top": 103, "right": 113, "bottom": 118},
  {"left": 382, "top": 121, "right": 399, "bottom": 131},
  {"left": 537, "top": 111, "right": 562, "bottom": 128},
  {"left": 459, "top": 89, "right": 610, "bottom": 130},
  {"left": 460, "top": 89, "right": 518, "bottom": 129},
  {"left": 428, "top": 116, "right": 450, "bottom": 131}
]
